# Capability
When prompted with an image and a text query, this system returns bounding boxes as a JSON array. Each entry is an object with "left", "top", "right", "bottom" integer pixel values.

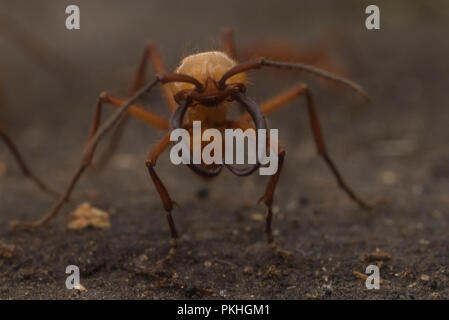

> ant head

[{"left": 171, "top": 51, "right": 247, "bottom": 106}]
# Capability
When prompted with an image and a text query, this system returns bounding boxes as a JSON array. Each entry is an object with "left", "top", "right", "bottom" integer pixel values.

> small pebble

[
  {"left": 420, "top": 274, "right": 430, "bottom": 281},
  {"left": 265, "top": 265, "right": 281, "bottom": 277},
  {"left": 250, "top": 213, "right": 264, "bottom": 221},
  {"left": 74, "top": 284, "right": 87, "bottom": 291},
  {"left": 430, "top": 292, "right": 440, "bottom": 299},
  {"left": 0, "top": 241, "right": 16, "bottom": 258},
  {"left": 381, "top": 170, "right": 398, "bottom": 185},
  {"left": 362, "top": 248, "right": 392, "bottom": 262},
  {"left": 243, "top": 266, "right": 253, "bottom": 274},
  {"left": 204, "top": 261, "right": 212, "bottom": 268},
  {"left": 321, "top": 284, "right": 333, "bottom": 297}
]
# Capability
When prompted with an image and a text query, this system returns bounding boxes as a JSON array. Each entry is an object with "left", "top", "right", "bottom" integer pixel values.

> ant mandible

[{"left": 13, "top": 29, "right": 372, "bottom": 262}]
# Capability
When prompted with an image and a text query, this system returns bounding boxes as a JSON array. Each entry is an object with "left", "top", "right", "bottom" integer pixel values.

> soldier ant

[{"left": 13, "top": 29, "right": 372, "bottom": 262}]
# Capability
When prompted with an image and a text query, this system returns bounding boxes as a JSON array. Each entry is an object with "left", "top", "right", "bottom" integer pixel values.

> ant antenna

[{"left": 219, "top": 58, "right": 370, "bottom": 102}]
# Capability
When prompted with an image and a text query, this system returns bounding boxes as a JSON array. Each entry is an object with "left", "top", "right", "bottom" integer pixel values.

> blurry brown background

[{"left": 0, "top": 0, "right": 448, "bottom": 299}]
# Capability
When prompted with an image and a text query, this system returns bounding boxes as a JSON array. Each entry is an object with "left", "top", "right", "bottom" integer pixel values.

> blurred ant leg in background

[
  {"left": 93, "top": 41, "right": 175, "bottom": 170},
  {"left": 220, "top": 28, "right": 238, "bottom": 59},
  {"left": 0, "top": 14, "right": 77, "bottom": 80},
  {"left": 0, "top": 125, "right": 59, "bottom": 197},
  {"left": 221, "top": 27, "right": 347, "bottom": 78},
  {"left": 0, "top": 15, "right": 76, "bottom": 198}
]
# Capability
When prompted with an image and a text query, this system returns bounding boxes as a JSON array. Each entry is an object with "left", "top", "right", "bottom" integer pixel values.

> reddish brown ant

[{"left": 12, "top": 29, "right": 372, "bottom": 262}]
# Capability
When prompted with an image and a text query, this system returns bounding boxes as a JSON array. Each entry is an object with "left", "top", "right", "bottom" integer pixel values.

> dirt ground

[{"left": 0, "top": 0, "right": 448, "bottom": 299}]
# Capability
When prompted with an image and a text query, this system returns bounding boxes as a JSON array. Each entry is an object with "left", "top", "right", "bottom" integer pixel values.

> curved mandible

[
  {"left": 224, "top": 92, "right": 268, "bottom": 176},
  {"left": 169, "top": 100, "right": 223, "bottom": 177}
]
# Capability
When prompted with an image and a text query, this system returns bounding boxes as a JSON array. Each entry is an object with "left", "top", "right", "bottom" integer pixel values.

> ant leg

[
  {"left": 227, "top": 120, "right": 291, "bottom": 258},
  {"left": 96, "top": 93, "right": 168, "bottom": 130},
  {"left": 91, "top": 112, "right": 131, "bottom": 171},
  {"left": 258, "top": 147, "right": 293, "bottom": 259},
  {"left": 131, "top": 41, "right": 177, "bottom": 111},
  {"left": 93, "top": 41, "right": 176, "bottom": 169},
  {"left": 220, "top": 28, "right": 237, "bottom": 59},
  {"left": 0, "top": 126, "right": 59, "bottom": 198},
  {"left": 11, "top": 84, "right": 167, "bottom": 230},
  {"left": 237, "top": 84, "right": 309, "bottom": 123},
  {"left": 10, "top": 98, "right": 103, "bottom": 230},
  {"left": 301, "top": 87, "right": 372, "bottom": 210},
  {"left": 91, "top": 92, "right": 170, "bottom": 170},
  {"left": 238, "top": 83, "right": 371, "bottom": 210},
  {"left": 144, "top": 133, "right": 178, "bottom": 265}
]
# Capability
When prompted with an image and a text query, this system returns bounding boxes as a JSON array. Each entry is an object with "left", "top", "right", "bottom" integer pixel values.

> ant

[
  {"left": 0, "top": 15, "right": 62, "bottom": 198},
  {"left": 13, "top": 29, "right": 372, "bottom": 262}
]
